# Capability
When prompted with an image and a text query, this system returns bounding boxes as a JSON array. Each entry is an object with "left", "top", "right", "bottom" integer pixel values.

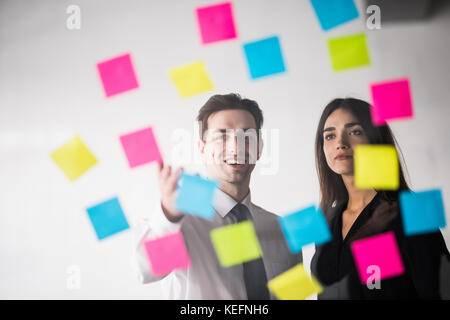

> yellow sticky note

[
  {"left": 210, "top": 221, "right": 263, "bottom": 267},
  {"left": 327, "top": 33, "right": 370, "bottom": 71},
  {"left": 267, "top": 263, "right": 322, "bottom": 300},
  {"left": 169, "top": 61, "right": 214, "bottom": 98},
  {"left": 51, "top": 136, "right": 98, "bottom": 181},
  {"left": 354, "top": 145, "right": 399, "bottom": 190}
]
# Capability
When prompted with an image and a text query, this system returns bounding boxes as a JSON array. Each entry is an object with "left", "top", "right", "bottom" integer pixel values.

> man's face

[{"left": 199, "top": 109, "right": 261, "bottom": 186}]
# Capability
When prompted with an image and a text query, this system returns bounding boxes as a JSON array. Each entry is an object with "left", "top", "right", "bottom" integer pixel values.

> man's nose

[{"left": 226, "top": 134, "right": 246, "bottom": 162}]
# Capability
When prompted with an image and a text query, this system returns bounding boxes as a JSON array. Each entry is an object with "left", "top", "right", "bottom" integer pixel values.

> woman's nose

[{"left": 336, "top": 135, "right": 349, "bottom": 150}]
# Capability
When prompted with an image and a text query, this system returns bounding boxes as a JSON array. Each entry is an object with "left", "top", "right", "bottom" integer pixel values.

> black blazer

[{"left": 311, "top": 193, "right": 450, "bottom": 299}]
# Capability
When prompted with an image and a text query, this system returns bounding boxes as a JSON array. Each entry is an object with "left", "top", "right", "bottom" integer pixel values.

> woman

[{"left": 311, "top": 97, "right": 449, "bottom": 299}]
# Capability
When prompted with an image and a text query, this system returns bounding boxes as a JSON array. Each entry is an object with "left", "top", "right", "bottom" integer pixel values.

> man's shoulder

[{"left": 249, "top": 202, "right": 279, "bottom": 220}]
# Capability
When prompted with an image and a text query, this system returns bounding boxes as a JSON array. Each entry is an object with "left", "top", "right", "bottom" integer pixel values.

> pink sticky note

[
  {"left": 144, "top": 232, "right": 191, "bottom": 276},
  {"left": 350, "top": 231, "right": 404, "bottom": 284},
  {"left": 97, "top": 53, "right": 139, "bottom": 97},
  {"left": 120, "top": 127, "right": 163, "bottom": 168},
  {"left": 196, "top": 2, "right": 238, "bottom": 44},
  {"left": 370, "top": 78, "right": 414, "bottom": 125}
]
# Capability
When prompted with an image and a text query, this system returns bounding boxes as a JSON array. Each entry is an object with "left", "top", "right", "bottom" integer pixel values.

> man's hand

[{"left": 157, "top": 163, "right": 185, "bottom": 223}]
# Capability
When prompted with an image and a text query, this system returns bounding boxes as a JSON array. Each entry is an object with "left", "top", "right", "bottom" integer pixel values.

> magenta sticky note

[
  {"left": 350, "top": 231, "right": 404, "bottom": 284},
  {"left": 196, "top": 2, "right": 238, "bottom": 44},
  {"left": 144, "top": 231, "right": 191, "bottom": 276},
  {"left": 120, "top": 127, "right": 163, "bottom": 168},
  {"left": 97, "top": 53, "right": 139, "bottom": 97},
  {"left": 370, "top": 78, "right": 414, "bottom": 125}
]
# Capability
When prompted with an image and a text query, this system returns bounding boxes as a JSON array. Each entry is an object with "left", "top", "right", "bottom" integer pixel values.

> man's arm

[{"left": 132, "top": 163, "right": 186, "bottom": 283}]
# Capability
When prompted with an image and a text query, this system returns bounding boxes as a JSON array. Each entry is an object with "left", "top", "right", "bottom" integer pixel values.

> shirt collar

[{"left": 214, "top": 188, "right": 252, "bottom": 218}]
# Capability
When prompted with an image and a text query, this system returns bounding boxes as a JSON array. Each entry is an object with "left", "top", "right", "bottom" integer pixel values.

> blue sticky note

[
  {"left": 86, "top": 197, "right": 130, "bottom": 240},
  {"left": 175, "top": 173, "right": 219, "bottom": 219},
  {"left": 243, "top": 36, "right": 286, "bottom": 79},
  {"left": 310, "top": 0, "right": 359, "bottom": 31},
  {"left": 399, "top": 189, "right": 447, "bottom": 236},
  {"left": 278, "top": 205, "right": 331, "bottom": 253}
]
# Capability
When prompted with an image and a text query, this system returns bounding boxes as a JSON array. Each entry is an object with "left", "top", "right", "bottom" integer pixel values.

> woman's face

[{"left": 322, "top": 108, "right": 370, "bottom": 176}]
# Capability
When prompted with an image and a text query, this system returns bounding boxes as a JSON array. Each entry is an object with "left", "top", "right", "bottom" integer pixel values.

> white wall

[{"left": 0, "top": 0, "right": 449, "bottom": 299}]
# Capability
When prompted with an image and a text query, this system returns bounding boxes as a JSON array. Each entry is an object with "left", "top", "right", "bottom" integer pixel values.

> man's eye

[{"left": 324, "top": 134, "right": 335, "bottom": 141}]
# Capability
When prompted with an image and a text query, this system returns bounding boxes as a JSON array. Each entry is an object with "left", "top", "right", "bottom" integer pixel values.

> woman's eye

[
  {"left": 350, "top": 129, "right": 362, "bottom": 136},
  {"left": 324, "top": 134, "right": 335, "bottom": 141}
]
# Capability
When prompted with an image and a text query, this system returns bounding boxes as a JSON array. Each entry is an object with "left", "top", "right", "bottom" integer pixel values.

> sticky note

[
  {"left": 120, "top": 126, "right": 163, "bottom": 168},
  {"left": 210, "top": 221, "right": 263, "bottom": 267},
  {"left": 327, "top": 33, "right": 370, "bottom": 71},
  {"left": 144, "top": 231, "right": 191, "bottom": 276},
  {"left": 86, "top": 197, "right": 130, "bottom": 240},
  {"left": 354, "top": 145, "right": 399, "bottom": 190},
  {"left": 279, "top": 205, "right": 331, "bottom": 253},
  {"left": 169, "top": 61, "right": 214, "bottom": 98},
  {"left": 399, "top": 189, "right": 447, "bottom": 236},
  {"left": 310, "top": 0, "right": 359, "bottom": 31},
  {"left": 97, "top": 53, "right": 139, "bottom": 97},
  {"left": 267, "top": 263, "right": 322, "bottom": 300},
  {"left": 196, "top": 2, "right": 237, "bottom": 44},
  {"left": 243, "top": 36, "right": 286, "bottom": 79},
  {"left": 175, "top": 173, "right": 219, "bottom": 219},
  {"left": 51, "top": 135, "right": 98, "bottom": 181},
  {"left": 350, "top": 231, "right": 404, "bottom": 284},
  {"left": 370, "top": 78, "right": 414, "bottom": 125}
]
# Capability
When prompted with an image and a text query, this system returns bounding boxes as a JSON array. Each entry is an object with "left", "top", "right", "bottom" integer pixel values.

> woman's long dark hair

[{"left": 315, "top": 98, "right": 411, "bottom": 213}]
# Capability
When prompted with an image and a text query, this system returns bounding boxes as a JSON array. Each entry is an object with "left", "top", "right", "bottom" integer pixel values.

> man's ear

[
  {"left": 257, "top": 137, "right": 264, "bottom": 160},
  {"left": 198, "top": 139, "right": 205, "bottom": 156}
]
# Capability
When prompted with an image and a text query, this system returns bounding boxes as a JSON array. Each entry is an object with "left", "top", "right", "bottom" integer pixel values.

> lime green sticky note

[
  {"left": 267, "top": 263, "right": 322, "bottom": 300},
  {"left": 210, "top": 221, "right": 263, "bottom": 267},
  {"left": 169, "top": 61, "right": 214, "bottom": 98},
  {"left": 354, "top": 145, "right": 399, "bottom": 190},
  {"left": 327, "top": 33, "right": 370, "bottom": 71},
  {"left": 51, "top": 136, "right": 98, "bottom": 181}
]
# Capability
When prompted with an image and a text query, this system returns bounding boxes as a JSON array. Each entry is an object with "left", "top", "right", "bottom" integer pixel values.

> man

[{"left": 134, "top": 93, "right": 302, "bottom": 299}]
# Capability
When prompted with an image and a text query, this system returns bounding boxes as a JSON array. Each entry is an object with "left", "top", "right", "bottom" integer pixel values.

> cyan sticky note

[
  {"left": 310, "top": 0, "right": 359, "bottom": 31},
  {"left": 120, "top": 126, "right": 163, "bottom": 168},
  {"left": 175, "top": 173, "right": 219, "bottom": 219},
  {"left": 97, "top": 53, "right": 139, "bottom": 97},
  {"left": 370, "top": 78, "right": 414, "bottom": 126},
  {"left": 196, "top": 2, "right": 238, "bottom": 44},
  {"left": 351, "top": 231, "right": 404, "bottom": 284},
  {"left": 86, "top": 197, "right": 130, "bottom": 240},
  {"left": 144, "top": 231, "right": 191, "bottom": 276},
  {"left": 243, "top": 36, "right": 286, "bottom": 79},
  {"left": 399, "top": 189, "right": 447, "bottom": 236},
  {"left": 278, "top": 205, "right": 332, "bottom": 253}
]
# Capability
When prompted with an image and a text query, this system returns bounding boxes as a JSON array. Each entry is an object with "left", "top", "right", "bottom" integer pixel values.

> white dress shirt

[{"left": 133, "top": 189, "right": 302, "bottom": 299}]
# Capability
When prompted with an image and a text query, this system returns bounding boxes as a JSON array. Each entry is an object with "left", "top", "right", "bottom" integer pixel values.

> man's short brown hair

[{"left": 197, "top": 93, "right": 264, "bottom": 141}]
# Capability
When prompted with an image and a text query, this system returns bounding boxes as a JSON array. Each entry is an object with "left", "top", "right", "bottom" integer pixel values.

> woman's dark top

[{"left": 311, "top": 193, "right": 450, "bottom": 299}]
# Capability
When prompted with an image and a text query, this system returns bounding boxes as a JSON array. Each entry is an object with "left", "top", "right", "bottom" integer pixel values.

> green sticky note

[
  {"left": 327, "top": 33, "right": 370, "bottom": 71},
  {"left": 210, "top": 221, "right": 263, "bottom": 267},
  {"left": 354, "top": 145, "right": 399, "bottom": 190},
  {"left": 267, "top": 263, "right": 322, "bottom": 300},
  {"left": 51, "top": 135, "right": 98, "bottom": 181}
]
